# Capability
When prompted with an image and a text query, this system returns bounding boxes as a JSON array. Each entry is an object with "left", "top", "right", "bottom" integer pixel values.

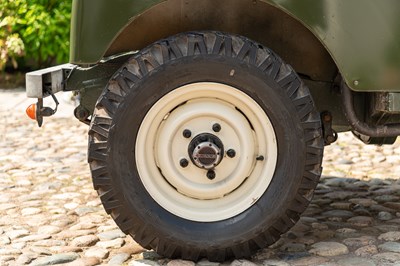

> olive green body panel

[
  {"left": 70, "top": 0, "right": 400, "bottom": 92},
  {"left": 70, "top": 0, "right": 161, "bottom": 64},
  {"left": 271, "top": 0, "right": 400, "bottom": 92},
  {"left": 103, "top": 0, "right": 337, "bottom": 84}
]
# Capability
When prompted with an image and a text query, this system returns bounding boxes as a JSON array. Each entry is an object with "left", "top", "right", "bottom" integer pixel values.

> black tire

[{"left": 88, "top": 31, "right": 324, "bottom": 261}]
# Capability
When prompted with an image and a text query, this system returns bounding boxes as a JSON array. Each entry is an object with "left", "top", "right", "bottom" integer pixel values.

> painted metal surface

[
  {"left": 70, "top": 0, "right": 400, "bottom": 91},
  {"left": 267, "top": 0, "right": 400, "bottom": 91},
  {"left": 26, "top": 64, "right": 75, "bottom": 98},
  {"left": 70, "top": 0, "right": 162, "bottom": 64}
]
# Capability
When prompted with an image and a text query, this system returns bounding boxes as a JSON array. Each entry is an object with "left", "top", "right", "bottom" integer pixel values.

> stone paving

[{"left": 1, "top": 90, "right": 400, "bottom": 265}]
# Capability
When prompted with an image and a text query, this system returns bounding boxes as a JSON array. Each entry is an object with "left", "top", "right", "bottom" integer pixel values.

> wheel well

[{"left": 104, "top": 0, "right": 337, "bottom": 82}]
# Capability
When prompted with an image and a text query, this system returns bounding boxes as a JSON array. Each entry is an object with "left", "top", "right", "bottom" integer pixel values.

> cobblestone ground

[{"left": 1, "top": 90, "right": 400, "bottom": 266}]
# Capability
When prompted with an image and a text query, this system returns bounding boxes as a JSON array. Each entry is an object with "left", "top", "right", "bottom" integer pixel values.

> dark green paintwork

[
  {"left": 267, "top": 0, "right": 400, "bottom": 92},
  {"left": 70, "top": 0, "right": 400, "bottom": 92},
  {"left": 70, "top": 0, "right": 162, "bottom": 64}
]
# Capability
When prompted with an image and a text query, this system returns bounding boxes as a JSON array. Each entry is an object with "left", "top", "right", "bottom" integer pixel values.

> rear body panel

[{"left": 70, "top": 0, "right": 400, "bottom": 92}]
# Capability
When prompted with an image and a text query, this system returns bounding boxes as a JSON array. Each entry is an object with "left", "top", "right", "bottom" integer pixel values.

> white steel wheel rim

[{"left": 136, "top": 82, "right": 277, "bottom": 222}]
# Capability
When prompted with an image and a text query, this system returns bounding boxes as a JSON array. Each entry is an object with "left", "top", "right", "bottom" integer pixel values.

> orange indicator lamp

[{"left": 26, "top": 103, "right": 37, "bottom": 120}]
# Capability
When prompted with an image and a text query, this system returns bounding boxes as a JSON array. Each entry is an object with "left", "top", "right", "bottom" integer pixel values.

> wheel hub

[
  {"left": 136, "top": 82, "right": 277, "bottom": 221},
  {"left": 188, "top": 133, "right": 224, "bottom": 170}
]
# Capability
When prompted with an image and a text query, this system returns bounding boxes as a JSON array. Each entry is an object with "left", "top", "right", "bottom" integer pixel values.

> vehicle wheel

[{"left": 88, "top": 31, "right": 324, "bottom": 261}]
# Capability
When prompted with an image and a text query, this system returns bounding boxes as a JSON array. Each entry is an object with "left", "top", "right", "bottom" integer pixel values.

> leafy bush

[
  {"left": 0, "top": 5, "right": 25, "bottom": 70},
  {"left": 0, "top": 0, "right": 71, "bottom": 71}
]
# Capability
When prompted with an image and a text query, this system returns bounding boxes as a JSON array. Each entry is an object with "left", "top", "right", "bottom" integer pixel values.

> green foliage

[
  {"left": 0, "top": 0, "right": 71, "bottom": 70},
  {"left": 0, "top": 5, "right": 25, "bottom": 70}
]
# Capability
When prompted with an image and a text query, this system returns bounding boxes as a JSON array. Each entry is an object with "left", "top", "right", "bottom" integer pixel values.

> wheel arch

[{"left": 102, "top": 0, "right": 338, "bottom": 83}]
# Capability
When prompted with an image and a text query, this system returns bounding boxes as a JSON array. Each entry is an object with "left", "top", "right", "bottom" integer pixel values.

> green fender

[{"left": 70, "top": 0, "right": 400, "bottom": 92}]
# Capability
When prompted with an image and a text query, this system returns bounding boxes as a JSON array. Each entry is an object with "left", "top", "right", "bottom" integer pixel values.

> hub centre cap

[{"left": 188, "top": 133, "right": 224, "bottom": 169}]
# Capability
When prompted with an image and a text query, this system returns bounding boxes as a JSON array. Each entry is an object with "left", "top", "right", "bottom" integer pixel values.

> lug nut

[
  {"left": 226, "top": 149, "right": 236, "bottom": 158},
  {"left": 183, "top": 129, "right": 192, "bottom": 138},
  {"left": 212, "top": 123, "right": 221, "bottom": 132},
  {"left": 180, "top": 158, "right": 189, "bottom": 168},
  {"left": 207, "top": 170, "right": 216, "bottom": 180}
]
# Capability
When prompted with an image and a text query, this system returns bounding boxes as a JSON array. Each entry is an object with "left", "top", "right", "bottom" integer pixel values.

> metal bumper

[
  {"left": 26, "top": 64, "right": 76, "bottom": 98},
  {"left": 25, "top": 53, "right": 135, "bottom": 127}
]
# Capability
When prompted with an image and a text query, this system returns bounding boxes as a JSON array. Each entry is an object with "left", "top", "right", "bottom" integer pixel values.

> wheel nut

[
  {"left": 180, "top": 158, "right": 189, "bottom": 168},
  {"left": 207, "top": 170, "right": 216, "bottom": 180},
  {"left": 183, "top": 129, "right": 192, "bottom": 138},
  {"left": 226, "top": 149, "right": 236, "bottom": 158},
  {"left": 212, "top": 123, "right": 221, "bottom": 132}
]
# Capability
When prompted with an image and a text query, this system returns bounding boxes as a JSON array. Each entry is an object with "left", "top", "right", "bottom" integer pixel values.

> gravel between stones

[{"left": 1, "top": 90, "right": 400, "bottom": 265}]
